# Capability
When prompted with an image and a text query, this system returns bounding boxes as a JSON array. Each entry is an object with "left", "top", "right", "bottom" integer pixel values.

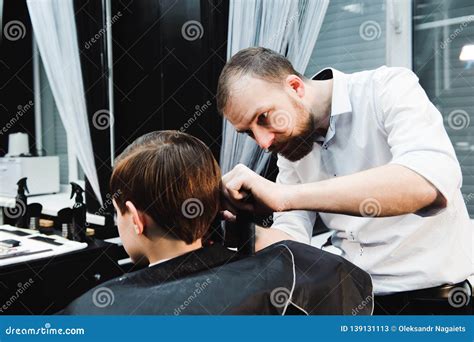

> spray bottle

[
  {"left": 14, "top": 177, "right": 29, "bottom": 228},
  {"left": 70, "top": 182, "right": 87, "bottom": 242}
]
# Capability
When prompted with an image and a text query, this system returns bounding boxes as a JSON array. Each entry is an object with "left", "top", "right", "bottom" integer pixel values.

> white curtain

[
  {"left": 27, "top": 0, "right": 103, "bottom": 204},
  {"left": 220, "top": 0, "right": 329, "bottom": 174}
]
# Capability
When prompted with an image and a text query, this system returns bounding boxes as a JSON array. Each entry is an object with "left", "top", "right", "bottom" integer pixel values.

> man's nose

[{"left": 253, "top": 129, "right": 274, "bottom": 150}]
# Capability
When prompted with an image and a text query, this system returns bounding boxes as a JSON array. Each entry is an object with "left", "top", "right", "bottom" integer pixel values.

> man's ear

[
  {"left": 125, "top": 201, "right": 145, "bottom": 235},
  {"left": 285, "top": 74, "right": 305, "bottom": 98}
]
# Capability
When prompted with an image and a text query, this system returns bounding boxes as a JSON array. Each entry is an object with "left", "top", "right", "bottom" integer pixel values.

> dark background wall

[
  {"left": 110, "top": 0, "right": 227, "bottom": 159},
  {"left": 0, "top": 0, "right": 34, "bottom": 156}
]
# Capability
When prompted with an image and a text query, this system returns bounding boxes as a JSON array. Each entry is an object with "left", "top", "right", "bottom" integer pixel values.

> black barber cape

[{"left": 61, "top": 240, "right": 373, "bottom": 315}]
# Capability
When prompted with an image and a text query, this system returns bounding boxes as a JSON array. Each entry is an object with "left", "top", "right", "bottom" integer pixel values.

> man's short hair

[
  {"left": 216, "top": 47, "right": 304, "bottom": 115},
  {"left": 110, "top": 130, "right": 221, "bottom": 244}
]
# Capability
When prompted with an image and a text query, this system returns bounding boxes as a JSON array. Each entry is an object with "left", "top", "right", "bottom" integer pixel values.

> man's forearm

[{"left": 287, "top": 164, "right": 444, "bottom": 216}]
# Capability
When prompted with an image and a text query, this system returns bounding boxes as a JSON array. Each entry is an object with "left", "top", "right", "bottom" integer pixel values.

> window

[
  {"left": 413, "top": 0, "right": 474, "bottom": 217},
  {"left": 305, "top": 0, "right": 387, "bottom": 77}
]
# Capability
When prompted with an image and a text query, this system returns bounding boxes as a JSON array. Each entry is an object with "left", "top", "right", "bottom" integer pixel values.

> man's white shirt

[{"left": 272, "top": 66, "right": 473, "bottom": 295}]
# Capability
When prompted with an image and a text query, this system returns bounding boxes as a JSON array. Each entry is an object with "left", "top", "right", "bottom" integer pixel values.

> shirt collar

[{"left": 311, "top": 68, "right": 352, "bottom": 117}]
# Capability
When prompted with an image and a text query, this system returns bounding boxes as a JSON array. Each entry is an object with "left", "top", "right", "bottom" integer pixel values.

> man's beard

[{"left": 273, "top": 114, "right": 317, "bottom": 162}]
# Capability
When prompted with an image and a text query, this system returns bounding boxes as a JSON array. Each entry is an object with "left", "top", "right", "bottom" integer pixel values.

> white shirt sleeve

[
  {"left": 374, "top": 67, "right": 462, "bottom": 215},
  {"left": 271, "top": 156, "right": 317, "bottom": 243}
]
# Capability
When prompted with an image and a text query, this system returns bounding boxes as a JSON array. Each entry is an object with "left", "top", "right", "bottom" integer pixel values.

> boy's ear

[{"left": 125, "top": 201, "right": 145, "bottom": 235}]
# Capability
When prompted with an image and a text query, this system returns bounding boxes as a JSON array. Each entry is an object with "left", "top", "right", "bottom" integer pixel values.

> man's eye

[{"left": 257, "top": 112, "right": 268, "bottom": 125}]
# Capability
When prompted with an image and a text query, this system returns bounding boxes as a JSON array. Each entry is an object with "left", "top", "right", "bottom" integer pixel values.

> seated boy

[{"left": 62, "top": 131, "right": 372, "bottom": 315}]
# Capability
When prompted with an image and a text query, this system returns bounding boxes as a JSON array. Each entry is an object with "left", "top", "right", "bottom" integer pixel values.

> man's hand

[
  {"left": 222, "top": 163, "right": 443, "bottom": 219},
  {"left": 221, "top": 164, "right": 291, "bottom": 215}
]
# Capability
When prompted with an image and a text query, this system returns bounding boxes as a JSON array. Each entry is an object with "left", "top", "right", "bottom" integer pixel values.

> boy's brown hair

[{"left": 110, "top": 130, "right": 221, "bottom": 244}]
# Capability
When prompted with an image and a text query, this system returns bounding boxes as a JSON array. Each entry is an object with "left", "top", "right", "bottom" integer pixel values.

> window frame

[{"left": 386, "top": 0, "right": 413, "bottom": 69}]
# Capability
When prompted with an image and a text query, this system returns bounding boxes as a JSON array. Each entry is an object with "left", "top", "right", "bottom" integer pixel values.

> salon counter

[{"left": 0, "top": 237, "right": 124, "bottom": 314}]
